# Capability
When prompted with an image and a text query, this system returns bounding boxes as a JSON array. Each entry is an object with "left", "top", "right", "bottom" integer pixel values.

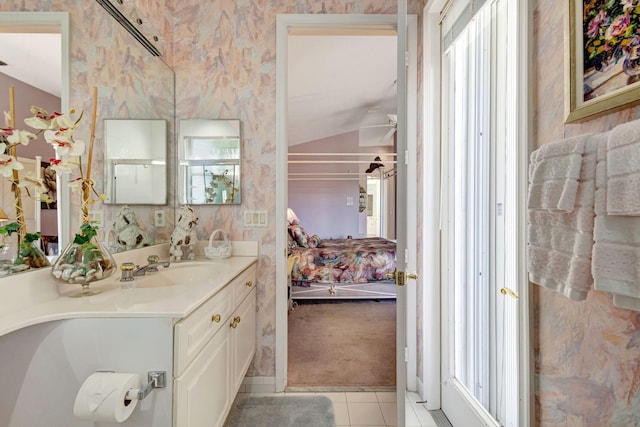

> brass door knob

[
  {"left": 230, "top": 320, "right": 238, "bottom": 328},
  {"left": 234, "top": 316, "right": 241, "bottom": 323},
  {"left": 407, "top": 272, "right": 418, "bottom": 280},
  {"left": 386, "top": 269, "right": 397, "bottom": 280},
  {"left": 211, "top": 314, "right": 221, "bottom": 323},
  {"left": 246, "top": 281, "right": 253, "bottom": 287}
]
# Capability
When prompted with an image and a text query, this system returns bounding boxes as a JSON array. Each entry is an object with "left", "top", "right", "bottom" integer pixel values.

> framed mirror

[
  {"left": 178, "top": 119, "right": 241, "bottom": 205},
  {"left": 103, "top": 119, "right": 167, "bottom": 205}
]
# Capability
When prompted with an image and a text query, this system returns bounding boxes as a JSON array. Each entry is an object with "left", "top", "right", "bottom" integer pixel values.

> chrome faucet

[{"left": 132, "top": 255, "right": 171, "bottom": 277}]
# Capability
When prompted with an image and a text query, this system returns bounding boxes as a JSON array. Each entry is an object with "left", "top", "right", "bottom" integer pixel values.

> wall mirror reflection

[
  {"left": 179, "top": 119, "right": 241, "bottom": 205},
  {"left": 103, "top": 119, "right": 167, "bottom": 205}
]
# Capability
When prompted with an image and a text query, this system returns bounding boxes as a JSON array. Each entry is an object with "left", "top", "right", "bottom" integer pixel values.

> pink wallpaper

[
  {"left": 0, "top": 1, "right": 176, "bottom": 246},
  {"left": 534, "top": 0, "right": 640, "bottom": 424},
  {"left": 171, "top": 0, "right": 424, "bottom": 377}
]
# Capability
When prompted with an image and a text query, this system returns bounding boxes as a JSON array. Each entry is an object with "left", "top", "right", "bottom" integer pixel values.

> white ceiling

[
  {"left": 0, "top": 33, "right": 62, "bottom": 97},
  {"left": 0, "top": 32, "right": 397, "bottom": 146},
  {"left": 287, "top": 34, "right": 397, "bottom": 146}
]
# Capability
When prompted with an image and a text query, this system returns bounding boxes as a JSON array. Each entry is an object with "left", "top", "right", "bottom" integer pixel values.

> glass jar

[{"left": 51, "top": 239, "right": 117, "bottom": 297}]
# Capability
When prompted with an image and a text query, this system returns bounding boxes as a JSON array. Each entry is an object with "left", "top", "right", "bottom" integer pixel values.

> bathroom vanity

[{"left": 0, "top": 242, "right": 257, "bottom": 427}]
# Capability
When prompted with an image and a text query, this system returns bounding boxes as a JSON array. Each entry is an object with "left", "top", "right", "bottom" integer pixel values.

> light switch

[
  {"left": 346, "top": 197, "right": 354, "bottom": 206},
  {"left": 244, "top": 210, "right": 268, "bottom": 227}
]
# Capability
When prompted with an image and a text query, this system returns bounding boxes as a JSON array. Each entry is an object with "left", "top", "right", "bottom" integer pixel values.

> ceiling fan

[{"left": 358, "top": 114, "right": 397, "bottom": 146}]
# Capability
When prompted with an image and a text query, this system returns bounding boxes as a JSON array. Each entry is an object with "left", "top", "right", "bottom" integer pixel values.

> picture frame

[{"left": 566, "top": 0, "right": 640, "bottom": 123}]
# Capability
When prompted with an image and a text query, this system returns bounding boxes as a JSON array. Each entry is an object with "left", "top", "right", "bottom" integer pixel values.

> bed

[{"left": 287, "top": 217, "right": 397, "bottom": 300}]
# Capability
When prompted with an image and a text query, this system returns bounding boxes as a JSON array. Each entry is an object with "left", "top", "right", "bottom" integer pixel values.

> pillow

[
  {"left": 307, "top": 234, "right": 321, "bottom": 248},
  {"left": 289, "top": 220, "right": 310, "bottom": 248},
  {"left": 287, "top": 208, "right": 300, "bottom": 224}
]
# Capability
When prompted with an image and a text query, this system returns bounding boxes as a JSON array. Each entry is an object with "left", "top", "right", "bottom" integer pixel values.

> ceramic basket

[{"left": 205, "top": 229, "right": 232, "bottom": 260}]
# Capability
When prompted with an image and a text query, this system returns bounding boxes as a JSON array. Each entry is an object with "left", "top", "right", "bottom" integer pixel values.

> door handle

[
  {"left": 407, "top": 272, "right": 418, "bottom": 280},
  {"left": 386, "top": 269, "right": 397, "bottom": 280},
  {"left": 500, "top": 287, "right": 519, "bottom": 300}
]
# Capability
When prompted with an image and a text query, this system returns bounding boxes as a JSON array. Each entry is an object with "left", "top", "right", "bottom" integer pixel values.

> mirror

[
  {"left": 178, "top": 119, "right": 241, "bottom": 205},
  {"left": 103, "top": 119, "right": 167, "bottom": 205},
  {"left": 0, "top": 4, "right": 176, "bottom": 267}
]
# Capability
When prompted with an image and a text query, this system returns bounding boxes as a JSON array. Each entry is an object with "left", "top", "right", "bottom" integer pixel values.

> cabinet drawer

[
  {"left": 174, "top": 284, "right": 233, "bottom": 376},
  {"left": 231, "top": 264, "right": 256, "bottom": 307}
]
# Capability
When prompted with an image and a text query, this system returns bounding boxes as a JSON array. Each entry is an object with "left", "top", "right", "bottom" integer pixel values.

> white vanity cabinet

[{"left": 173, "top": 264, "right": 257, "bottom": 427}]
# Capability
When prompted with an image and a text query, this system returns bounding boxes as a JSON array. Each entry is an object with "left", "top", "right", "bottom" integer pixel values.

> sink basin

[{"left": 116, "top": 262, "right": 216, "bottom": 288}]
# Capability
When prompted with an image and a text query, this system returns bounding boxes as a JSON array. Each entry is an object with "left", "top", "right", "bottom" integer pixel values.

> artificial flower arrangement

[{"left": 0, "top": 86, "right": 111, "bottom": 279}]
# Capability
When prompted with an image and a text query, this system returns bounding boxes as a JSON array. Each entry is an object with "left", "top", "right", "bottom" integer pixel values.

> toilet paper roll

[{"left": 73, "top": 372, "right": 142, "bottom": 423}]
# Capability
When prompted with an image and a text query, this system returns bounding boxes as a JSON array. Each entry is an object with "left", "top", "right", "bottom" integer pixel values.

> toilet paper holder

[{"left": 125, "top": 371, "right": 166, "bottom": 401}]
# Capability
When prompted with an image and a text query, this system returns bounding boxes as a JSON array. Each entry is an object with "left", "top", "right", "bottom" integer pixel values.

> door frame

[
  {"left": 422, "top": 0, "right": 532, "bottom": 424},
  {"left": 275, "top": 12, "right": 418, "bottom": 396}
]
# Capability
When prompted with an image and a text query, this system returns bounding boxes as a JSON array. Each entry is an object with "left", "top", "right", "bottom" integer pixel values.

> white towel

[
  {"left": 528, "top": 134, "right": 588, "bottom": 212},
  {"left": 527, "top": 134, "right": 601, "bottom": 300},
  {"left": 606, "top": 118, "right": 640, "bottom": 215},
  {"left": 593, "top": 128, "right": 640, "bottom": 306}
]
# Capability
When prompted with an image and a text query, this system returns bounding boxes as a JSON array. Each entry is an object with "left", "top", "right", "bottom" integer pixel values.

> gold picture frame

[{"left": 566, "top": 0, "right": 640, "bottom": 123}]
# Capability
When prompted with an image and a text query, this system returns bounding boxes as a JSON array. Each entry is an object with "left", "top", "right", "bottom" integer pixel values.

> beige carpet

[{"left": 287, "top": 300, "right": 396, "bottom": 387}]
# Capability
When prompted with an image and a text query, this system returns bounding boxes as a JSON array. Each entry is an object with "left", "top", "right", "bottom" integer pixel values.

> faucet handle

[
  {"left": 147, "top": 255, "right": 160, "bottom": 264},
  {"left": 120, "top": 262, "right": 135, "bottom": 282}
]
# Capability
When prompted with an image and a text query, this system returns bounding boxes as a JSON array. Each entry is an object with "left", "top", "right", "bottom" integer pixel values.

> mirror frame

[{"left": 0, "top": 12, "right": 70, "bottom": 249}]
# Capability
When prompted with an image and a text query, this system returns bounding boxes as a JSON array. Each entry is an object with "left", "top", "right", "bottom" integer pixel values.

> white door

[{"left": 439, "top": 0, "right": 523, "bottom": 426}]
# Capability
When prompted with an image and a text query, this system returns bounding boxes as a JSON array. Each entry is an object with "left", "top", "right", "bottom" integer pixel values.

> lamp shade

[{"left": 0, "top": 208, "right": 8, "bottom": 221}]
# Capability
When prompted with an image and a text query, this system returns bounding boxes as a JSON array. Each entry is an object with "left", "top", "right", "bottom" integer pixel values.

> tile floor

[{"left": 241, "top": 391, "right": 437, "bottom": 426}]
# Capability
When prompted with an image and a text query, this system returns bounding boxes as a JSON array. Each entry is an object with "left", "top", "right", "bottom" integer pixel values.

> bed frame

[{"left": 290, "top": 281, "right": 397, "bottom": 301}]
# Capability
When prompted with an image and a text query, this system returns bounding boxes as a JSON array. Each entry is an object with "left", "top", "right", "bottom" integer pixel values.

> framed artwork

[
  {"left": 566, "top": 0, "right": 640, "bottom": 123},
  {"left": 40, "top": 162, "right": 57, "bottom": 209}
]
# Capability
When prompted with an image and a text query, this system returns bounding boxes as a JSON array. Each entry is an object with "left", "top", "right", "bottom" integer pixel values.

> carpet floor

[
  {"left": 224, "top": 395, "right": 335, "bottom": 427},
  {"left": 287, "top": 300, "right": 396, "bottom": 387}
]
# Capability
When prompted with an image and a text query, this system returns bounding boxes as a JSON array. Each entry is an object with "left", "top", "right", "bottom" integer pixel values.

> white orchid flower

[
  {"left": 5, "top": 129, "right": 37, "bottom": 146},
  {"left": 49, "top": 158, "right": 79, "bottom": 174},
  {"left": 0, "top": 154, "right": 23, "bottom": 177}
]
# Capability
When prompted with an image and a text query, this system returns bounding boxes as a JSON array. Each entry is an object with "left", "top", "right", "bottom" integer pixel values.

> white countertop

[{"left": 0, "top": 242, "right": 258, "bottom": 338}]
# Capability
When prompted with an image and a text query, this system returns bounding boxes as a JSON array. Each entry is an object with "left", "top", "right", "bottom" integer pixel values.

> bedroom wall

[
  {"left": 533, "top": 0, "right": 640, "bottom": 424},
  {"left": 289, "top": 130, "right": 390, "bottom": 239}
]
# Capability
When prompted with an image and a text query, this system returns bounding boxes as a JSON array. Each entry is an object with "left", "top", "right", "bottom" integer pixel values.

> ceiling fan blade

[{"left": 380, "top": 126, "right": 396, "bottom": 144}]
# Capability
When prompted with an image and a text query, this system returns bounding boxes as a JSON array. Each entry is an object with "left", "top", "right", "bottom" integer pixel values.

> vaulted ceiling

[{"left": 287, "top": 33, "right": 397, "bottom": 147}]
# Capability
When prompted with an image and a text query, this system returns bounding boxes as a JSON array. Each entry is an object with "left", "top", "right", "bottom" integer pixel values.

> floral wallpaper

[
  {"left": 170, "top": 0, "right": 425, "bottom": 378},
  {"left": 0, "top": 0, "right": 176, "bottom": 247},
  {"left": 534, "top": 0, "right": 640, "bottom": 424}
]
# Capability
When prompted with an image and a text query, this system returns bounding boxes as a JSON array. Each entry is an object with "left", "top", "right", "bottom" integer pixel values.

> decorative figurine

[{"left": 170, "top": 206, "right": 199, "bottom": 262}]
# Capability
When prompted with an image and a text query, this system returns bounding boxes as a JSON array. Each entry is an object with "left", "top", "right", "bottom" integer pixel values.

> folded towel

[
  {"left": 527, "top": 134, "right": 601, "bottom": 300},
  {"left": 593, "top": 128, "right": 640, "bottom": 304},
  {"left": 612, "top": 294, "right": 640, "bottom": 311},
  {"left": 528, "top": 134, "right": 588, "bottom": 212},
  {"left": 606, "top": 118, "right": 640, "bottom": 215}
]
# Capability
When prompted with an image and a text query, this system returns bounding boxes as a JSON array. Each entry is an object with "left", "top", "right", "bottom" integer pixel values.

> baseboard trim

[{"left": 240, "top": 376, "right": 276, "bottom": 393}]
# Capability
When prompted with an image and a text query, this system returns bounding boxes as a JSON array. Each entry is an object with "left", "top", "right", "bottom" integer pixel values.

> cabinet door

[
  {"left": 231, "top": 289, "right": 256, "bottom": 393},
  {"left": 174, "top": 326, "right": 232, "bottom": 427}
]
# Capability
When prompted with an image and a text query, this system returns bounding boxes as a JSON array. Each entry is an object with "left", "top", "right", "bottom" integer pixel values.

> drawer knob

[
  {"left": 234, "top": 316, "right": 241, "bottom": 323},
  {"left": 245, "top": 281, "right": 253, "bottom": 287},
  {"left": 230, "top": 320, "right": 238, "bottom": 328},
  {"left": 211, "top": 314, "right": 221, "bottom": 323}
]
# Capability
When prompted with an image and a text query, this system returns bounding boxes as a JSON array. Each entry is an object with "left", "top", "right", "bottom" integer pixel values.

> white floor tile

[
  {"left": 346, "top": 392, "right": 379, "bottom": 403},
  {"left": 376, "top": 391, "right": 397, "bottom": 403},
  {"left": 379, "top": 401, "right": 397, "bottom": 426},
  {"left": 348, "top": 402, "right": 386, "bottom": 426},
  {"left": 404, "top": 401, "right": 421, "bottom": 426},
  {"left": 333, "top": 402, "right": 351, "bottom": 426},
  {"left": 318, "top": 392, "right": 348, "bottom": 404}
]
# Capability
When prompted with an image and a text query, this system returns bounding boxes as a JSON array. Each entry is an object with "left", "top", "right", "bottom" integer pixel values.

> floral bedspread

[{"left": 288, "top": 237, "right": 396, "bottom": 285}]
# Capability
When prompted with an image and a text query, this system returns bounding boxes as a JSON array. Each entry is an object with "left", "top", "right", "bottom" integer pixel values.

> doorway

[{"left": 275, "top": 12, "right": 418, "bottom": 425}]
